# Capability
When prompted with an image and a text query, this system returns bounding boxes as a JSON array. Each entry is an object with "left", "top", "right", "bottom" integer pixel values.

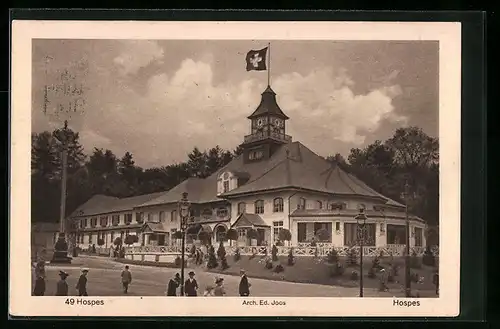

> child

[{"left": 121, "top": 265, "right": 132, "bottom": 294}]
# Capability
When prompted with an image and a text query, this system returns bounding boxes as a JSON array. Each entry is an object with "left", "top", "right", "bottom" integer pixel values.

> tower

[{"left": 240, "top": 86, "right": 291, "bottom": 163}]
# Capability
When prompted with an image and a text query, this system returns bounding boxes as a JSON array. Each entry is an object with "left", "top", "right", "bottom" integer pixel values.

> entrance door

[{"left": 158, "top": 234, "right": 165, "bottom": 246}]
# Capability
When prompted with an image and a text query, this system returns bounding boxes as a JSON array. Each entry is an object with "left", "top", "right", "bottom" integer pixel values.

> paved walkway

[{"left": 34, "top": 255, "right": 433, "bottom": 297}]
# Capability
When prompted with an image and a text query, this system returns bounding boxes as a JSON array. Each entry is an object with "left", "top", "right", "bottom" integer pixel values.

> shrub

[
  {"left": 190, "top": 244, "right": 196, "bottom": 257},
  {"left": 350, "top": 270, "right": 359, "bottom": 281},
  {"left": 278, "top": 229, "right": 292, "bottom": 245},
  {"left": 422, "top": 246, "right": 436, "bottom": 266},
  {"left": 316, "top": 228, "right": 330, "bottom": 242},
  {"left": 326, "top": 248, "right": 339, "bottom": 264},
  {"left": 113, "top": 237, "right": 123, "bottom": 246},
  {"left": 329, "top": 263, "right": 345, "bottom": 277},
  {"left": 206, "top": 246, "right": 218, "bottom": 269},
  {"left": 347, "top": 248, "right": 358, "bottom": 267},
  {"left": 265, "top": 258, "right": 273, "bottom": 269},
  {"left": 226, "top": 229, "right": 238, "bottom": 242},
  {"left": 234, "top": 248, "right": 241, "bottom": 262},
  {"left": 124, "top": 234, "right": 138, "bottom": 246},
  {"left": 372, "top": 256, "right": 382, "bottom": 270},
  {"left": 274, "top": 264, "right": 285, "bottom": 273},
  {"left": 287, "top": 248, "right": 295, "bottom": 266},
  {"left": 97, "top": 238, "right": 105, "bottom": 246},
  {"left": 271, "top": 244, "right": 279, "bottom": 261},
  {"left": 220, "top": 255, "right": 229, "bottom": 270},
  {"left": 217, "top": 241, "right": 226, "bottom": 260},
  {"left": 172, "top": 231, "right": 183, "bottom": 239},
  {"left": 198, "top": 231, "right": 211, "bottom": 245}
]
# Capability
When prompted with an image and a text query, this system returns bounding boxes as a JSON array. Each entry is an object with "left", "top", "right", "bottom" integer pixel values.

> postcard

[{"left": 10, "top": 20, "right": 461, "bottom": 317}]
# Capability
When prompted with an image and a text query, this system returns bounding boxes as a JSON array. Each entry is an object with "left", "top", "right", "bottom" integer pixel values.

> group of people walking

[
  {"left": 166, "top": 269, "right": 251, "bottom": 297},
  {"left": 32, "top": 260, "right": 89, "bottom": 296}
]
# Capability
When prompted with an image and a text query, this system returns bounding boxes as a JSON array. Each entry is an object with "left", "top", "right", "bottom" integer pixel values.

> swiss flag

[{"left": 245, "top": 47, "right": 268, "bottom": 71}]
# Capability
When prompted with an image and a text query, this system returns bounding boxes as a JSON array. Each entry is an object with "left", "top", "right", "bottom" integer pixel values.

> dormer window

[{"left": 218, "top": 171, "right": 239, "bottom": 194}]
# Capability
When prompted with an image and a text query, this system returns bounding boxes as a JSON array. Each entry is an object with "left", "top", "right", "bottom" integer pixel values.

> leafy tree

[
  {"left": 124, "top": 235, "right": 138, "bottom": 246},
  {"left": 315, "top": 228, "right": 330, "bottom": 242},
  {"left": 226, "top": 229, "right": 238, "bottom": 242},
  {"left": 278, "top": 229, "right": 292, "bottom": 246}
]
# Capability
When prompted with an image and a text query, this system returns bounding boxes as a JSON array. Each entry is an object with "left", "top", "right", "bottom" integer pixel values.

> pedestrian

[
  {"left": 76, "top": 268, "right": 89, "bottom": 296},
  {"left": 184, "top": 271, "right": 199, "bottom": 296},
  {"left": 213, "top": 277, "right": 226, "bottom": 296},
  {"left": 378, "top": 268, "right": 389, "bottom": 292},
  {"left": 239, "top": 269, "right": 251, "bottom": 296},
  {"left": 433, "top": 269, "right": 439, "bottom": 295},
  {"left": 166, "top": 273, "right": 181, "bottom": 296},
  {"left": 33, "top": 260, "right": 46, "bottom": 296},
  {"left": 56, "top": 270, "right": 69, "bottom": 296},
  {"left": 121, "top": 265, "right": 132, "bottom": 294}
]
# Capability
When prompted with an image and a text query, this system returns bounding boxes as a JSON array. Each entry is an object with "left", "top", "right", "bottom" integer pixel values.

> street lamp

[
  {"left": 403, "top": 181, "right": 412, "bottom": 298},
  {"left": 355, "top": 204, "right": 367, "bottom": 298},
  {"left": 178, "top": 192, "right": 191, "bottom": 296}
]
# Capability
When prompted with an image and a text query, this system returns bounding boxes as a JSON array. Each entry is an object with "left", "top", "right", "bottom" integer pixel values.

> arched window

[
  {"left": 255, "top": 200, "right": 264, "bottom": 214},
  {"left": 317, "top": 201, "right": 323, "bottom": 209},
  {"left": 237, "top": 202, "right": 246, "bottom": 215},
  {"left": 273, "top": 198, "right": 284, "bottom": 212},
  {"left": 171, "top": 210, "right": 177, "bottom": 222}
]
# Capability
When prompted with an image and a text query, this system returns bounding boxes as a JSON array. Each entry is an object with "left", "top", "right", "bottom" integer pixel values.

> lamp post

[
  {"left": 51, "top": 120, "right": 72, "bottom": 263},
  {"left": 355, "top": 205, "right": 367, "bottom": 297},
  {"left": 403, "top": 181, "right": 412, "bottom": 298},
  {"left": 178, "top": 192, "right": 191, "bottom": 296}
]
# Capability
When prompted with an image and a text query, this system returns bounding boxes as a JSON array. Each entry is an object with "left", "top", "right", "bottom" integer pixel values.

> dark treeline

[{"left": 32, "top": 126, "right": 438, "bottom": 227}]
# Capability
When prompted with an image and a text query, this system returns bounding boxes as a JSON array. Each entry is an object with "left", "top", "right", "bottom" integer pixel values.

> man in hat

[
  {"left": 33, "top": 260, "right": 46, "bottom": 296},
  {"left": 166, "top": 273, "right": 181, "bottom": 296},
  {"left": 121, "top": 265, "right": 132, "bottom": 294},
  {"left": 76, "top": 268, "right": 89, "bottom": 296},
  {"left": 239, "top": 269, "right": 251, "bottom": 296},
  {"left": 184, "top": 271, "right": 199, "bottom": 296},
  {"left": 56, "top": 271, "right": 69, "bottom": 296}
]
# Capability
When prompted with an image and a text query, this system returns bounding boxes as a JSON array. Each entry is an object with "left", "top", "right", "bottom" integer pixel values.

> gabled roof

[
  {"left": 68, "top": 191, "right": 166, "bottom": 218},
  {"left": 231, "top": 213, "right": 269, "bottom": 228},
  {"left": 247, "top": 85, "right": 289, "bottom": 120},
  {"left": 142, "top": 222, "right": 170, "bottom": 233}
]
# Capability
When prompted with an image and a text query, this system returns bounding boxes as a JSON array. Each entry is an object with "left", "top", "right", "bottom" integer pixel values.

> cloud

[
  {"left": 43, "top": 57, "right": 406, "bottom": 168},
  {"left": 113, "top": 41, "right": 164, "bottom": 76}
]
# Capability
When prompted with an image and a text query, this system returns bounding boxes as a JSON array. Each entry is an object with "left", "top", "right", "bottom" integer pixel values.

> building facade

[{"left": 68, "top": 85, "right": 428, "bottom": 254}]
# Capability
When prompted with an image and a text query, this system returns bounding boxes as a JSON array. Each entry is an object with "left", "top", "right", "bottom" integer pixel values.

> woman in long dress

[{"left": 33, "top": 260, "right": 46, "bottom": 296}]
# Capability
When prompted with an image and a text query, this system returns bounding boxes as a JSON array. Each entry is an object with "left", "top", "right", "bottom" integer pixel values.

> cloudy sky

[{"left": 32, "top": 40, "right": 438, "bottom": 168}]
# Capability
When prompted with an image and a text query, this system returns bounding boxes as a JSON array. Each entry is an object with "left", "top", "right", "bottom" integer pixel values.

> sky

[{"left": 32, "top": 40, "right": 439, "bottom": 168}]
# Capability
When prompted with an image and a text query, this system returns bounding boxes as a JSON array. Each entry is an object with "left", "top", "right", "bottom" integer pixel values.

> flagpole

[{"left": 267, "top": 42, "right": 271, "bottom": 86}]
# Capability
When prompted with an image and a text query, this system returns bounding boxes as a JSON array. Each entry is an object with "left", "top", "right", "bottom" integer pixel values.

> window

[
  {"left": 124, "top": 213, "right": 132, "bottom": 225},
  {"left": 329, "top": 202, "right": 346, "bottom": 210},
  {"left": 273, "top": 198, "right": 284, "bottom": 212},
  {"left": 135, "top": 212, "right": 143, "bottom": 224},
  {"left": 147, "top": 213, "right": 153, "bottom": 222},
  {"left": 223, "top": 181, "right": 230, "bottom": 193},
  {"left": 88, "top": 233, "right": 92, "bottom": 244},
  {"left": 237, "top": 202, "right": 246, "bottom": 215},
  {"left": 297, "top": 223, "right": 307, "bottom": 242},
  {"left": 297, "top": 198, "right": 306, "bottom": 210},
  {"left": 317, "top": 201, "right": 323, "bottom": 209},
  {"left": 249, "top": 148, "right": 264, "bottom": 160},
  {"left": 84, "top": 218, "right": 88, "bottom": 227},
  {"left": 80, "top": 219, "right": 85, "bottom": 229},
  {"left": 273, "top": 221, "right": 284, "bottom": 242},
  {"left": 255, "top": 200, "right": 264, "bottom": 214},
  {"left": 202, "top": 208, "right": 213, "bottom": 219},
  {"left": 111, "top": 215, "right": 119, "bottom": 226},
  {"left": 387, "top": 224, "right": 407, "bottom": 244},
  {"left": 344, "top": 223, "right": 376, "bottom": 246},
  {"left": 171, "top": 210, "right": 177, "bottom": 222},
  {"left": 238, "top": 229, "right": 247, "bottom": 238},
  {"left": 335, "top": 222, "right": 340, "bottom": 231},
  {"left": 219, "top": 172, "right": 233, "bottom": 194},
  {"left": 100, "top": 216, "right": 108, "bottom": 227},
  {"left": 90, "top": 217, "right": 97, "bottom": 228},
  {"left": 415, "top": 227, "right": 423, "bottom": 247},
  {"left": 110, "top": 232, "right": 114, "bottom": 243},
  {"left": 314, "top": 222, "right": 333, "bottom": 242},
  {"left": 159, "top": 211, "right": 165, "bottom": 222},
  {"left": 217, "top": 208, "right": 228, "bottom": 218}
]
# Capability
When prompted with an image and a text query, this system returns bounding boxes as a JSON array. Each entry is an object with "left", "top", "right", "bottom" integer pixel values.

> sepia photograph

[{"left": 11, "top": 21, "right": 461, "bottom": 317}]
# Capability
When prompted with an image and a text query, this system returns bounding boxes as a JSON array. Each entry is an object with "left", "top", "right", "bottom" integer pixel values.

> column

[{"left": 144, "top": 233, "right": 150, "bottom": 246}]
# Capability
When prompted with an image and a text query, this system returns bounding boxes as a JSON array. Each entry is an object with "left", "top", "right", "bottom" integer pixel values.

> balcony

[{"left": 243, "top": 131, "right": 292, "bottom": 144}]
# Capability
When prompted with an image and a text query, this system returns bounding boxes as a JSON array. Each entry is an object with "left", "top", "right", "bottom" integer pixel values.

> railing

[
  {"left": 124, "top": 244, "right": 439, "bottom": 257},
  {"left": 243, "top": 131, "right": 292, "bottom": 144}
]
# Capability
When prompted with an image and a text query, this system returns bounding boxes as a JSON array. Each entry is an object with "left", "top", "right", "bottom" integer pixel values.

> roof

[
  {"left": 32, "top": 222, "right": 60, "bottom": 232},
  {"left": 247, "top": 85, "right": 289, "bottom": 120},
  {"left": 231, "top": 213, "right": 270, "bottom": 228},
  {"left": 137, "top": 178, "right": 208, "bottom": 207},
  {"left": 68, "top": 191, "right": 166, "bottom": 218},
  {"left": 142, "top": 222, "right": 170, "bottom": 233}
]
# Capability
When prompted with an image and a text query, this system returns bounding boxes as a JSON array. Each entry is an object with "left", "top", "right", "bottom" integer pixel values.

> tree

[
  {"left": 187, "top": 147, "right": 208, "bottom": 178},
  {"left": 114, "top": 237, "right": 123, "bottom": 246},
  {"left": 31, "top": 131, "right": 59, "bottom": 181},
  {"left": 278, "top": 229, "right": 292, "bottom": 246},
  {"left": 124, "top": 235, "right": 138, "bottom": 246},
  {"left": 198, "top": 231, "right": 211, "bottom": 245},
  {"left": 226, "top": 229, "right": 238, "bottom": 241},
  {"left": 315, "top": 228, "right": 330, "bottom": 242}
]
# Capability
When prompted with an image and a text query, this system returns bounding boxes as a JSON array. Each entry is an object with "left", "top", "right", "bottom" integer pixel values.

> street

[{"left": 33, "top": 255, "right": 434, "bottom": 297}]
